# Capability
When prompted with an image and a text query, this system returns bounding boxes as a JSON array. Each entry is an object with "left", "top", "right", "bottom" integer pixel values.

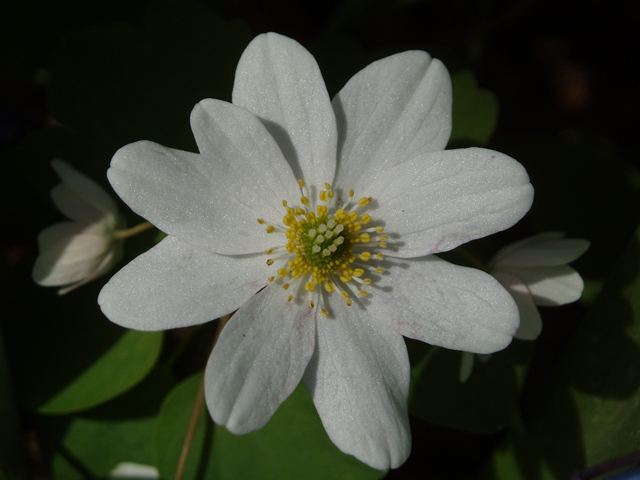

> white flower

[
  {"left": 98, "top": 33, "right": 534, "bottom": 469},
  {"left": 490, "top": 232, "right": 590, "bottom": 340},
  {"left": 33, "top": 160, "right": 124, "bottom": 295},
  {"left": 109, "top": 462, "right": 159, "bottom": 479}
]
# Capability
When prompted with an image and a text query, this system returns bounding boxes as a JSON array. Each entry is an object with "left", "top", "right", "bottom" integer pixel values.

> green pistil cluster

[{"left": 301, "top": 218, "right": 349, "bottom": 269}]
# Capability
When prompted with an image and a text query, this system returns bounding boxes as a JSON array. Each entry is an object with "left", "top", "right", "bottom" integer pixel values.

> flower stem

[
  {"left": 113, "top": 221, "right": 155, "bottom": 239},
  {"left": 173, "top": 314, "right": 231, "bottom": 480}
]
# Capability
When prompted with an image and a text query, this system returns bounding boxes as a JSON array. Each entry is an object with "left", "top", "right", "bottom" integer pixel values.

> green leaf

[
  {"left": 155, "top": 373, "right": 383, "bottom": 480},
  {"left": 480, "top": 224, "right": 640, "bottom": 480},
  {"left": 409, "top": 342, "right": 532, "bottom": 434},
  {"left": 449, "top": 70, "right": 499, "bottom": 146},
  {"left": 35, "top": 367, "right": 174, "bottom": 479},
  {"left": 4, "top": 274, "right": 163, "bottom": 414}
]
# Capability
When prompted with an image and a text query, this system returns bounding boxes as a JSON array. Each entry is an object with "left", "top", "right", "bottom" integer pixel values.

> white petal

[
  {"left": 504, "top": 265, "right": 585, "bottom": 306},
  {"left": 304, "top": 297, "right": 411, "bottom": 470},
  {"left": 98, "top": 236, "right": 268, "bottom": 331},
  {"left": 109, "top": 462, "right": 159, "bottom": 479},
  {"left": 51, "top": 159, "right": 118, "bottom": 223},
  {"left": 33, "top": 222, "right": 114, "bottom": 287},
  {"left": 333, "top": 51, "right": 452, "bottom": 195},
  {"left": 491, "top": 233, "right": 589, "bottom": 268},
  {"left": 368, "top": 147, "right": 534, "bottom": 258},
  {"left": 205, "top": 285, "right": 315, "bottom": 434},
  {"left": 57, "top": 240, "right": 124, "bottom": 295},
  {"left": 108, "top": 107, "right": 293, "bottom": 255},
  {"left": 370, "top": 256, "right": 519, "bottom": 354},
  {"left": 232, "top": 33, "right": 337, "bottom": 193},
  {"left": 492, "top": 271, "right": 542, "bottom": 340}
]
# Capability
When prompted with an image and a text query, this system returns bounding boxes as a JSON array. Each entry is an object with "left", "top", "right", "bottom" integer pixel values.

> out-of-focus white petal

[
  {"left": 459, "top": 351, "right": 475, "bottom": 383},
  {"left": 57, "top": 240, "right": 124, "bottom": 295},
  {"left": 491, "top": 232, "right": 590, "bottom": 268},
  {"left": 51, "top": 159, "right": 118, "bottom": 223},
  {"left": 107, "top": 131, "right": 289, "bottom": 255},
  {"left": 232, "top": 33, "right": 337, "bottom": 193},
  {"left": 304, "top": 297, "right": 411, "bottom": 471},
  {"left": 33, "top": 222, "right": 114, "bottom": 287},
  {"left": 492, "top": 271, "right": 542, "bottom": 340},
  {"left": 507, "top": 265, "right": 585, "bottom": 306},
  {"left": 333, "top": 51, "right": 451, "bottom": 194},
  {"left": 205, "top": 286, "right": 315, "bottom": 434},
  {"left": 98, "top": 236, "right": 268, "bottom": 331},
  {"left": 368, "top": 148, "right": 533, "bottom": 258},
  {"left": 370, "top": 256, "right": 519, "bottom": 354},
  {"left": 109, "top": 462, "right": 159, "bottom": 479}
]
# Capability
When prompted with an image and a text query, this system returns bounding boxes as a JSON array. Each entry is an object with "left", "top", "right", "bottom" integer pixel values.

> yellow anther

[
  {"left": 379, "top": 235, "right": 388, "bottom": 241},
  {"left": 306, "top": 212, "right": 316, "bottom": 223},
  {"left": 349, "top": 189, "right": 354, "bottom": 197},
  {"left": 351, "top": 222, "right": 362, "bottom": 232},
  {"left": 308, "top": 300, "right": 315, "bottom": 309},
  {"left": 360, "top": 252, "right": 372, "bottom": 261},
  {"left": 376, "top": 267, "right": 384, "bottom": 274},
  {"left": 321, "top": 309, "right": 329, "bottom": 317},
  {"left": 357, "top": 197, "right": 371, "bottom": 207},
  {"left": 268, "top": 276, "right": 275, "bottom": 282},
  {"left": 360, "top": 233, "right": 371, "bottom": 243},
  {"left": 364, "top": 279, "right": 372, "bottom": 286},
  {"left": 283, "top": 283, "right": 290, "bottom": 290},
  {"left": 301, "top": 196, "right": 309, "bottom": 205},
  {"left": 353, "top": 268, "right": 365, "bottom": 277},
  {"left": 345, "top": 298, "right": 353, "bottom": 306},
  {"left": 359, "top": 291, "right": 367, "bottom": 297},
  {"left": 277, "top": 268, "right": 288, "bottom": 278},
  {"left": 324, "top": 282, "right": 335, "bottom": 293},
  {"left": 328, "top": 191, "right": 335, "bottom": 199},
  {"left": 265, "top": 248, "right": 273, "bottom": 254},
  {"left": 347, "top": 211, "right": 359, "bottom": 222},
  {"left": 324, "top": 182, "right": 331, "bottom": 190},
  {"left": 379, "top": 242, "right": 387, "bottom": 248},
  {"left": 267, "top": 259, "right": 275, "bottom": 266},
  {"left": 294, "top": 208, "right": 305, "bottom": 215},
  {"left": 305, "top": 282, "right": 316, "bottom": 292},
  {"left": 319, "top": 191, "right": 328, "bottom": 202},
  {"left": 361, "top": 214, "right": 371, "bottom": 224},
  {"left": 257, "top": 218, "right": 265, "bottom": 224},
  {"left": 376, "top": 253, "right": 385, "bottom": 260},
  {"left": 266, "top": 225, "right": 275, "bottom": 233},
  {"left": 317, "top": 205, "right": 327, "bottom": 217},
  {"left": 298, "top": 179, "right": 306, "bottom": 188},
  {"left": 340, "top": 290, "right": 350, "bottom": 299},
  {"left": 287, "top": 295, "right": 293, "bottom": 302},
  {"left": 282, "top": 200, "right": 288, "bottom": 207},
  {"left": 339, "top": 274, "right": 352, "bottom": 283}
]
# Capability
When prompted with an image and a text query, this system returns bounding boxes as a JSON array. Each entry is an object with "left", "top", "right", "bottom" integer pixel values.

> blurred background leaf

[
  {"left": 155, "top": 373, "right": 383, "bottom": 480},
  {"left": 480, "top": 222, "right": 640, "bottom": 480}
]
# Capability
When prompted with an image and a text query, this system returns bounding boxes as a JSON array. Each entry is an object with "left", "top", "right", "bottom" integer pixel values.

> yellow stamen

[{"left": 266, "top": 225, "right": 275, "bottom": 233}]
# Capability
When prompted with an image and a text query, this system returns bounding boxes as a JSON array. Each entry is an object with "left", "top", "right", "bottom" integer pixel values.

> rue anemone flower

[
  {"left": 459, "top": 232, "right": 589, "bottom": 382},
  {"left": 98, "top": 33, "right": 534, "bottom": 469},
  {"left": 33, "top": 160, "right": 125, "bottom": 295},
  {"left": 489, "top": 231, "right": 589, "bottom": 340}
]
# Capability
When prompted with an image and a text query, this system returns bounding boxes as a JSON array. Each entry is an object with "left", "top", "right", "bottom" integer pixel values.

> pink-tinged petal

[
  {"left": 491, "top": 232, "right": 590, "bottom": 268},
  {"left": 33, "top": 222, "right": 115, "bottom": 287},
  {"left": 332, "top": 51, "right": 451, "bottom": 195},
  {"left": 98, "top": 236, "right": 268, "bottom": 331},
  {"left": 370, "top": 256, "right": 519, "bottom": 354},
  {"left": 506, "top": 265, "right": 585, "bottom": 306},
  {"left": 205, "top": 285, "right": 316, "bottom": 434},
  {"left": 304, "top": 298, "right": 411, "bottom": 470},
  {"left": 492, "top": 271, "right": 542, "bottom": 340},
  {"left": 108, "top": 100, "right": 297, "bottom": 255},
  {"left": 51, "top": 159, "right": 118, "bottom": 223},
  {"left": 367, "top": 147, "right": 534, "bottom": 258},
  {"left": 232, "top": 33, "right": 337, "bottom": 194}
]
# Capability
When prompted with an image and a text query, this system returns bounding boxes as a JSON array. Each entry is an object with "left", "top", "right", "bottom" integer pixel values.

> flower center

[{"left": 259, "top": 181, "right": 388, "bottom": 317}]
